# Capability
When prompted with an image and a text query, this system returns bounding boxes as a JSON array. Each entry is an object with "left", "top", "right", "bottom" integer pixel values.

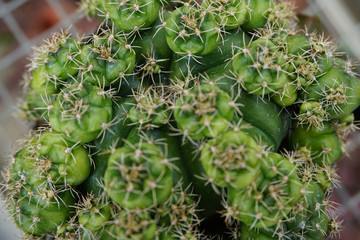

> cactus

[
  {"left": 80, "top": 29, "right": 136, "bottom": 87},
  {"left": 28, "top": 30, "right": 82, "bottom": 96},
  {"left": 4, "top": 0, "right": 360, "bottom": 239},
  {"left": 164, "top": 4, "right": 220, "bottom": 56},
  {"left": 104, "top": 142, "right": 174, "bottom": 208},
  {"left": 48, "top": 80, "right": 113, "bottom": 143},
  {"left": 174, "top": 84, "right": 235, "bottom": 139},
  {"left": 200, "top": 129, "right": 262, "bottom": 188}
]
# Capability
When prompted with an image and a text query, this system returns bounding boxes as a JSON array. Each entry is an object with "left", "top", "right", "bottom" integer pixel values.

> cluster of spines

[{"left": 128, "top": 85, "right": 173, "bottom": 129}]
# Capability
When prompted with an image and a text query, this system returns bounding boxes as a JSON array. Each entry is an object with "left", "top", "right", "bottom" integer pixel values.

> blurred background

[{"left": 1, "top": 0, "right": 360, "bottom": 239}]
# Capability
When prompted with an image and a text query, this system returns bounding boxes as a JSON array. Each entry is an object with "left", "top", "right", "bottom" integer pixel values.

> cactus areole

[{"left": 5, "top": 0, "right": 359, "bottom": 239}]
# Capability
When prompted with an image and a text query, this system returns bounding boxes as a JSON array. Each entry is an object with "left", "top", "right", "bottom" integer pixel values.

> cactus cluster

[{"left": 4, "top": 0, "right": 360, "bottom": 239}]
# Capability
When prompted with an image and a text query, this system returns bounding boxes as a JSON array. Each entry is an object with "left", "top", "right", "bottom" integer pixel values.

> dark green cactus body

[
  {"left": 81, "top": 98, "right": 135, "bottom": 196},
  {"left": 132, "top": 12, "right": 173, "bottom": 75},
  {"left": 177, "top": 140, "right": 223, "bottom": 218},
  {"left": 236, "top": 93, "right": 291, "bottom": 150},
  {"left": 170, "top": 28, "right": 250, "bottom": 80},
  {"left": 240, "top": 225, "right": 273, "bottom": 240},
  {"left": 286, "top": 182, "right": 329, "bottom": 240},
  {"left": 94, "top": 98, "right": 136, "bottom": 150},
  {"left": 240, "top": 120, "right": 278, "bottom": 149},
  {"left": 81, "top": 153, "right": 109, "bottom": 198},
  {"left": 118, "top": 72, "right": 151, "bottom": 97}
]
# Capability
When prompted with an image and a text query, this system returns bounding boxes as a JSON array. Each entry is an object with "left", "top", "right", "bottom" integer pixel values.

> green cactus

[
  {"left": 102, "top": 0, "right": 160, "bottom": 33},
  {"left": 128, "top": 86, "right": 171, "bottom": 128},
  {"left": 202, "top": 0, "right": 247, "bottom": 30},
  {"left": 164, "top": 4, "right": 220, "bottom": 56},
  {"left": 170, "top": 27, "right": 250, "bottom": 80},
  {"left": 77, "top": 195, "right": 112, "bottom": 232},
  {"left": 304, "top": 61, "right": 360, "bottom": 120},
  {"left": 242, "top": 0, "right": 274, "bottom": 31},
  {"left": 80, "top": 29, "right": 136, "bottom": 87},
  {"left": 232, "top": 38, "right": 291, "bottom": 97},
  {"left": 227, "top": 152, "right": 303, "bottom": 228},
  {"left": 49, "top": 81, "right": 113, "bottom": 143},
  {"left": 290, "top": 122, "right": 343, "bottom": 165},
  {"left": 200, "top": 129, "right": 261, "bottom": 188},
  {"left": 5, "top": 0, "right": 360, "bottom": 239},
  {"left": 104, "top": 142, "right": 173, "bottom": 209},
  {"left": 132, "top": 11, "right": 173, "bottom": 77},
  {"left": 8, "top": 189, "right": 75, "bottom": 235},
  {"left": 29, "top": 31, "right": 82, "bottom": 96},
  {"left": 4, "top": 131, "right": 89, "bottom": 235},
  {"left": 174, "top": 84, "right": 235, "bottom": 139}
]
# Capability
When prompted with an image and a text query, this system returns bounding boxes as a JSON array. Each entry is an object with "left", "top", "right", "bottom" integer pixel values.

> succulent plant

[{"left": 4, "top": 0, "right": 360, "bottom": 239}]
